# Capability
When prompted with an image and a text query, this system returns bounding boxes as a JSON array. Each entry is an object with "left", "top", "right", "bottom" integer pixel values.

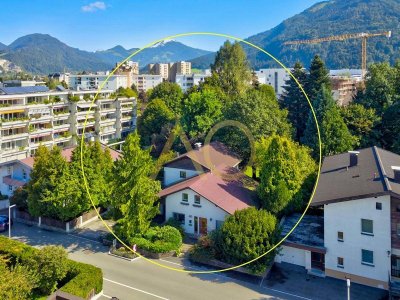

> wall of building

[
  {"left": 163, "top": 167, "right": 200, "bottom": 186},
  {"left": 275, "top": 245, "right": 310, "bottom": 269},
  {"left": 324, "top": 195, "right": 391, "bottom": 289},
  {"left": 165, "top": 188, "right": 228, "bottom": 234},
  {"left": 254, "top": 68, "right": 290, "bottom": 98}
]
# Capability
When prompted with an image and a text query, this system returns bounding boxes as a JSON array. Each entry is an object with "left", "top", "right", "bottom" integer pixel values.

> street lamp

[
  {"left": 8, "top": 204, "right": 16, "bottom": 238},
  {"left": 346, "top": 278, "right": 351, "bottom": 300}
]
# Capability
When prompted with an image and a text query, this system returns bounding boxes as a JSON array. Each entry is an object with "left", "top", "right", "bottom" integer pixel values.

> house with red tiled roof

[
  {"left": 158, "top": 142, "right": 256, "bottom": 236},
  {"left": 1, "top": 144, "right": 121, "bottom": 197}
]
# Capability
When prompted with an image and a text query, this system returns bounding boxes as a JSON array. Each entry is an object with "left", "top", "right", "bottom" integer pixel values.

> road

[
  {"left": 3, "top": 222, "right": 307, "bottom": 300},
  {"left": 3, "top": 222, "right": 387, "bottom": 300}
]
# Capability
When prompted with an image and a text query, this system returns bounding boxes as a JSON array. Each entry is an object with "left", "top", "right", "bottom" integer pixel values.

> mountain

[
  {"left": 3, "top": 34, "right": 110, "bottom": 74},
  {"left": 2, "top": 34, "right": 211, "bottom": 74},
  {"left": 95, "top": 40, "right": 211, "bottom": 67},
  {"left": 191, "top": 0, "right": 400, "bottom": 70}
]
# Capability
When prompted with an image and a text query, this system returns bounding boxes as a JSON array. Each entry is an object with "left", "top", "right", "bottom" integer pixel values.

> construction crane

[{"left": 283, "top": 31, "right": 392, "bottom": 78}]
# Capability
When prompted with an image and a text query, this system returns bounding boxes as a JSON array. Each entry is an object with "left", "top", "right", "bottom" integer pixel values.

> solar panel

[
  {"left": 56, "top": 85, "right": 66, "bottom": 91},
  {"left": 0, "top": 86, "right": 49, "bottom": 95}
]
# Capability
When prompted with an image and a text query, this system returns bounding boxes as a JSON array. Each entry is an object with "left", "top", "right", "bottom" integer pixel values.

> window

[
  {"left": 337, "top": 231, "right": 344, "bottom": 242},
  {"left": 173, "top": 213, "right": 185, "bottom": 225},
  {"left": 194, "top": 195, "right": 201, "bottom": 205},
  {"left": 22, "top": 169, "right": 27, "bottom": 180},
  {"left": 337, "top": 257, "right": 344, "bottom": 268},
  {"left": 7, "top": 166, "right": 11, "bottom": 175},
  {"left": 361, "top": 219, "right": 373, "bottom": 235},
  {"left": 8, "top": 185, "right": 12, "bottom": 192},
  {"left": 216, "top": 220, "right": 224, "bottom": 230},
  {"left": 361, "top": 249, "right": 374, "bottom": 266},
  {"left": 180, "top": 171, "right": 187, "bottom": 179},
  {"left": 376, "top": 202, "right": 382, "bottom": 210},
  {"left": 182, "top": 193, "right": 188, "bottom": 202}
]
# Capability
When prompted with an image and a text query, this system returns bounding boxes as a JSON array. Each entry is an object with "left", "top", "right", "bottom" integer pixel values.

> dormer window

[{"left": 180, "top": 171, "right": 187, "bottom": 179}]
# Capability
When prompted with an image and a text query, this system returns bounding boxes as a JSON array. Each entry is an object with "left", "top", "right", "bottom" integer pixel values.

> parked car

[{"left": 0, "top": 215, "right": 12, "bottom": 232}]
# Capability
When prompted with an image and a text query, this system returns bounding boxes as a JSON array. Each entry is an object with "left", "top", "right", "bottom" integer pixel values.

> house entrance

[
  {"left": 311, "top": 252, "right": 325, "bottom": 271},
  {"left": 194, "top": 216, "right": 207, "bottom": 235}
]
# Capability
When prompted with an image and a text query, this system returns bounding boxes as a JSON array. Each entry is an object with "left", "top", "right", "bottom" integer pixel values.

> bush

[
  {"left": 0, "top": 236, "right": 102, "bottom": 298},
  {"left": 129, "top": 226, "right": 182, "bottom": 254},
  {"left": 60, "top": 260, "right": 103, "bottom": 298},
  {"left": 164, "top": 218, "right": 184, "bottom": 238}
]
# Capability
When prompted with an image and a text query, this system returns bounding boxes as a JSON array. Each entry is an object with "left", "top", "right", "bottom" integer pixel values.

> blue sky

[{"left": 1, "top": 0, "right": 318, "bottom": 51}]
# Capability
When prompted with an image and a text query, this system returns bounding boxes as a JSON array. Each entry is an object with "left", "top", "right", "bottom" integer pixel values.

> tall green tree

[
  {"left": 112, "top": 132, "right": 161, "bottom": 238},
  {"left": 148, "top": 82, "right": 183, "bottom": 114},
  {"left": 355, "top": 62, "right": 399, "bottom": 114},
  {"left": 281, "top": 62, "right": 309, "bottom": 140},
  {"left": 381, "top": 101, "right": 400, "bottom": 153},
  {"left": 214, "top": 207, "right": 278, "bottom": 274},
  {"left": 137, "top": 98, "right": 175, "bottom": 146},
  {"left": 27, "top": 146, "right": 69, "bottom": 218},
  {"left": 306, "top": 55, "right": 331, "bottom": 101},
  {"left": 257, "top": 135, "right": 316, "bottom": 215},
  {"left": 219, "top": 85, "right": 292, "bottom": 160},
  {"left": 302, "top": 86, "right": 355, "bottom": 157},
  {"left": 181, "top": 88, "right": 223, "bottom": 140},
  {"left": 210, "top": 41, "right": 252, "bottom": 96},
  {"left": 341, "top": 103, "right": 380, "bottom": 148}
]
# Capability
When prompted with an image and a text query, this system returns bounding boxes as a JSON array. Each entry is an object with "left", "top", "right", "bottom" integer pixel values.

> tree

[
  {"left": 210, "top": 40, "right": 252, "bottom": 96},
  {"left": 0, "top": 256, "right": 38, "bottom": 300},
  {"left": 148, "top": 82, "right": 183, "bottom": 114},
  {"left": 281, "top": 62, "right": 309, "bottom": 140},
  {"left": 30, "top": 246, "right": 69, "bottom": 295},
  {"left": 219, "top": 85, "right": 292, "bottom": 160},
  {"left": 355, "top": 62, "right": 399, "bottom": 114},
  {"left": 305, "top": 55, "right": 331, "bottom": 101},
  {"left": 381, "top": 101, "right": 400, "bottom": 153},
  {"left": 302, "top": 86, "right": 355, "bottom": 157},
  {"left": 341, "top": 103, "right": 380, "bottom": 148},
  {"left": 27, "top": 146, "right": 69, "bottom": 218},
  {"left": 181, "top": 88, "right": 223, "bottom": 140},
  {"left": 137, "top": 98, "right": 175, "bottom": 146},
  {"left": 117, "top": 86, "right": 137, "bottom": 98},
  {"left": 112, "top": 132, "right": 161, "bottom": 238},
  {"left": 10, "top": 187, "right": 28, "bottom": 211},
  {"left": 257, "top": 135, "right": 316, "bottom": 215},
  {"left": 214, "top": 207, "right": 278, "bottom": 274}
]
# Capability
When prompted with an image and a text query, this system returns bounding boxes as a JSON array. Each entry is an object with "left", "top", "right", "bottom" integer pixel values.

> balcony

[
  {"left": 1, "top": 117, "right": 29, "bottom": 127},
  {"left": 1, "top": 132, "right": 29, "bottom": 141}
]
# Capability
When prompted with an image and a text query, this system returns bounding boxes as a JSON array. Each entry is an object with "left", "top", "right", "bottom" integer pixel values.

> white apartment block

[
  {"left": 66, "top": 73, "right": 129, "bottom": 91},
  {"left": 0, "top": 85, "right": 136, "bottom": 195},
  {"left": 276, "top": 148, "right": 400, "bottom": 295},
  {"left": 254, "top": 68, "right": 290, "bottom": 98},
  {"left": 148, "top": 63, "right": 170, "bottom": 81},
  {"left": 175, "top": 70, "right": 211, "bottom": 92},
  {"left": 132, "top": 74, "right": 163, "bottom": 92}
]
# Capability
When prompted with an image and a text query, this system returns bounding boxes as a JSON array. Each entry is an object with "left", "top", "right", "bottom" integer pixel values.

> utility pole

[{"left": 8, "top": 204, "right": 16, "bottom": 238}]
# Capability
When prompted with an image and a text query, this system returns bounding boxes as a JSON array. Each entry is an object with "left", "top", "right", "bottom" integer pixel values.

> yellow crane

[{"left": 283, "top": 31, "right": 392, "bottom": 78}]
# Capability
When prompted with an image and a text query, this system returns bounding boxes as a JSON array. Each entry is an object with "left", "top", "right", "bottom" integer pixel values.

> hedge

[
  {"left": 0, "top": 236, "right": 103, "bottom": 298},
  {"left": 60, "top": 260, "right": 103, "bottom": 298},
  {"left": 128, "top": 226, "right": 182, "bottom": 254}
]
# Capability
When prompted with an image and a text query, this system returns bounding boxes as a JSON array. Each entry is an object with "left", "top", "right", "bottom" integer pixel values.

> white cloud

[{"left": 81, "top": 2, "right": 107, "bottom": 13}]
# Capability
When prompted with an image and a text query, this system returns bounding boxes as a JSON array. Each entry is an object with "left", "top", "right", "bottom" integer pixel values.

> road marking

[
  {"left": 158, "top": 258, "right": 311, "bottom": 300},
  {"left": 102, "top": 294, "right": 112, "bottom": 299},
  {"left": 104, "top": 278, "right": 170, "bottom": 300}
]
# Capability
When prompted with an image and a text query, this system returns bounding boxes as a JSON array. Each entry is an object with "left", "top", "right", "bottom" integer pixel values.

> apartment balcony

[
  {"left": 53, "top": 123, "right": 70, "bottom": 130},
  {"left": 100, "top": 107, "right": 116, "bottom": 113},
  {"left": 100, "top": 127, "right": 116, "bottom": 134},
  {"left": 1, "top": 147, "right": 27, "bottom": 157},
  {"left": 100, "top": 118, "right": 117, "bottom": 124},
  {"left": 1, "top": 132, "right": 29, "bottom": 141},
  {"left": 1, "top": 117, "right": 29, "bottom": 127},
  {"left": 29, "top": 139, "right": 54, "bottom": 148},
  {"left": 121, "top": 106, "right": 133, "bottom": 112}
]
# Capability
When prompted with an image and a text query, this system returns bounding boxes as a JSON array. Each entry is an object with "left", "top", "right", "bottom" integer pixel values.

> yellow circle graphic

[{"left": 80, "top": 32, "right": 322, "bottom": 274}]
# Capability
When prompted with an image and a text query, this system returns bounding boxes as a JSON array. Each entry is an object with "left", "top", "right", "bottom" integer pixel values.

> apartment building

[
  {"left": 0, "top": 85, "right": 135, "bottom": 167},
  {"left": 66, "top": 73, "right": 129, "bottom": 91},
  {"left": 114, "top": 61, "right": 139, "bottom": 88},
  {"left": 148, "top": 63, "right": 170, "bottom": 81},
  {"left": 175, "top": 70, "right": 211, "bottom": 92},
  {"left": 132, "top": 74, "right": 163, "bottom": 92},
  {"left": 254, "top": 68, "right": 290, "bottom": 98},
  {"left": 276, "top": 147, "right": 400, "bottom": 294}
]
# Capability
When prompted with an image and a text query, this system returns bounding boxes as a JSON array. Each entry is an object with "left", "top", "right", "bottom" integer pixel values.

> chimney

[
  {"left": 349, "top": 151, "right": 360, "bottom": 167},
  {"left": 392, "top": 166, "right": 400, "bottom": 183},
  {"left": 194, "top": 142, "right": 202, "bottom": 150}
]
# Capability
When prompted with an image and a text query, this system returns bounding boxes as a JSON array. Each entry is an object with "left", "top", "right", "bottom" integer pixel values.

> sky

[{"left": 1, "top": 0, "right": 319, "bottom": 52}]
